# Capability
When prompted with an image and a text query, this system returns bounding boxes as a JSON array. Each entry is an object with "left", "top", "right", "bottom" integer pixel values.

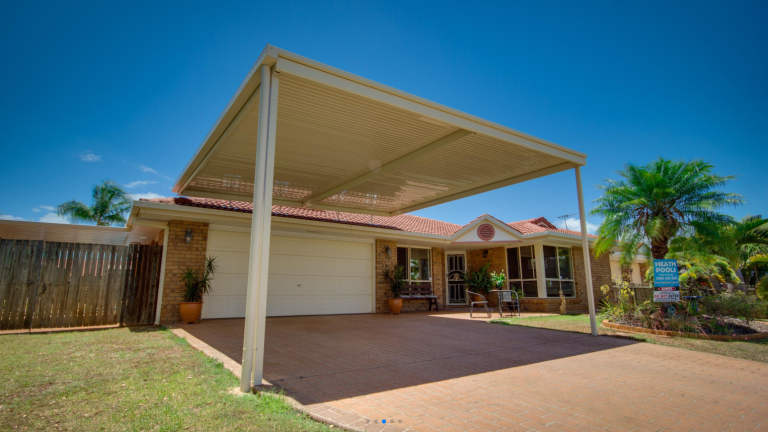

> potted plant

[
  {"left": 464, "top": 263, "right": 493, "bottom": 302},
  {"left": 382, "top": 265, "right": 407, "bottom": 314},
  {"left": 179, "top": 256, "right": 217, "bottom": 324},
  {"left": 490, "top": 270, "right": 507, "bottom": 290}
]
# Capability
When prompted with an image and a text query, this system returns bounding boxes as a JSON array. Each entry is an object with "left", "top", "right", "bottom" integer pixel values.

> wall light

[
  {"left": 185, "top": 229, "right": 193, "bottom": 245},
  {"left": 385, "top": 246, "right": 392, "bottom": 257},
  {"left": 482, "top": 249, "right": 488, "bottom": 258}
]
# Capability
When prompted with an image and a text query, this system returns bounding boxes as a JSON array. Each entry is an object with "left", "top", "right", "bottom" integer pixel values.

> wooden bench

[{"left": 400, "top": 284, "right": 439, "bottom": 311}]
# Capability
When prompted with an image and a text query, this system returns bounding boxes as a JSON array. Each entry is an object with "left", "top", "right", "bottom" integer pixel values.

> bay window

[{"left": 506, "top": 246, "right": 538, "bottom": 297}]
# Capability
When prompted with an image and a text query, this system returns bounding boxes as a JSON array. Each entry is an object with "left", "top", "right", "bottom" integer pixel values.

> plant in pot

[
  {"left": 179, "top": 256, "right": 217, "bottom": 324},
  {"left": 464, "top": 263, "right": 493, "bottom": 303},
  {"left": 382, "top": 264, "right": 407, "bottom": 315}
]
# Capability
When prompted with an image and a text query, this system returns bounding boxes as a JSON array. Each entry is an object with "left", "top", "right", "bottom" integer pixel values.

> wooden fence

[{"left": 0, "top": 240, "right": 163, "bottom": 331}]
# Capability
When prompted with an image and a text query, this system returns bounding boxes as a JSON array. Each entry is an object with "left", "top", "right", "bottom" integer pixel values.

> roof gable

[{"left": 450, "top": 214, "right": 523, "bottom": 243}]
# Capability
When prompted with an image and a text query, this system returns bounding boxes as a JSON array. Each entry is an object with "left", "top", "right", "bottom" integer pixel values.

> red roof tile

[
  {"left": 142, "top": 197, "right": 462, "bottom": 236},
  {"left": 139, "top": 197, "right": 595, "bottom": 239}
]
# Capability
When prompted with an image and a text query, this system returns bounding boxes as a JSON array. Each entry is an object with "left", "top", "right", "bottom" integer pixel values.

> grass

[
  {"left": 0, "top": 327, "right": 332, "bottom": 431},
  {"left": 492, "top": 314, "right": 768, "bottom": 364}
]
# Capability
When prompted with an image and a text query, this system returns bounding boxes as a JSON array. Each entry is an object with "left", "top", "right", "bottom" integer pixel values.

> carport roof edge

[{"left": 173, "top": 44, "right": 588, "bottom": 215}]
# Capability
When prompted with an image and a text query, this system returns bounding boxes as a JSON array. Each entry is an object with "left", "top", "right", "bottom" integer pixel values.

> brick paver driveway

[{"left": 177, "top": 313, "right": 768, "bottom": 431}]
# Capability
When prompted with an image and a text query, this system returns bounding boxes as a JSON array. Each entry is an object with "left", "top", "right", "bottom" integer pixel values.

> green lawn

[
  {"left": 0, "top": 327, "right": 332, "bottom": 431},
  {"left": 492, "top": 314, "right": 768, "bottom": 364}
]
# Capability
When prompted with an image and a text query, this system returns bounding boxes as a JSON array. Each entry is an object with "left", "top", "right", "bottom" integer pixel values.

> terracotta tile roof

[
  {"left": 141, "top": 197, "right": 462, "bottom": 236},
  {"left": 139, "top": 197, "right": 595, "bottom": 239},
  {"left": 506, "top": 217, "right": 597, "bottom": 238}
]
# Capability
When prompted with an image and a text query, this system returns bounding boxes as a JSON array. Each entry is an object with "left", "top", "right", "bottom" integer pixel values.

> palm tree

[
  {"left": 592, "top": 158, "right": 743, "bottom": 262},
  {"left": 56, "top": 181, "right": 133, "bottom": 226},
  {"left": 691, "top": 215, "right": 768, "bottom": 290}
]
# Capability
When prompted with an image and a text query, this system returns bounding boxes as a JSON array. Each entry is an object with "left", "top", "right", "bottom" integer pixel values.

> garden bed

[{"left": 602, "top": 319, "right": 768, "bottom": 341}]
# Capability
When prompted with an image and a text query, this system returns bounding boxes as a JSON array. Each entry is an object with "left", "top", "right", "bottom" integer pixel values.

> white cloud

[
  {"left": 0, "top": 214, "right": 24, "bottom": 221},
  {"left": 555, "top": 218, "right": 599, "bottom": 235},
  {"left": 39, "top": 213, "right": 71, "bottom": 224},
  {"left": 124, "top": 180, "right": 157, "bottom": 189},
  {"left": 80, "top": 151, "right": 102, "bottom": 162},
  {"left": 129, "top": 192, "right": 166, "bottom": 201},
  {"left": 138, "top": 165, "right": 172, "bottom": 180},
  {"left": 32, "top": 205, "right": 55, "bottom": 213}
]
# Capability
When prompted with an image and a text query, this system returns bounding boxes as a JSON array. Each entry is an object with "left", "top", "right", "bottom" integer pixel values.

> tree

[
  {"left": 591, "top": 158, "right": 743, "bottom": 262},
  {"left": 746, "top": 255, "right": 768, "bottom": 300},
  {"left": 56, "top": 181, "right": 133, "bottom": 226},
  {"left": 667, "top": 236, "right": 739, "bottom": 291},
  {"left": 690, "top": 215, "right": 768, "bottom": 290}
]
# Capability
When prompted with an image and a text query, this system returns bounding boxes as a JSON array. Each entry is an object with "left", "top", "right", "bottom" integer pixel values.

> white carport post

[
  {"left": 240, "top": 64, "right": 279, "bottom": 392},
  {"left": 575, "top": 166, "right": 598, "bottom": 336}
]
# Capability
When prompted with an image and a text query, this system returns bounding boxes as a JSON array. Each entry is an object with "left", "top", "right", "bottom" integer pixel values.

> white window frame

[
  {"left": 543, "top": 245, "right": 575, "bottom": 298},
  {"left": 398, "top": 246, "right": 432, "bottom": 283},
  {"left": 505, "top": 245, "right": 540, "bottom": 297}
]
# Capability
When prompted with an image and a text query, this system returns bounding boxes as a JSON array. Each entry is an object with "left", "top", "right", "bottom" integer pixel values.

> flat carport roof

[
  {"left": 173, "top": 45, "right": 586, "bottom": 217},
  {"left": 169, "top": 44, "right": 598, "bottom": 392}
]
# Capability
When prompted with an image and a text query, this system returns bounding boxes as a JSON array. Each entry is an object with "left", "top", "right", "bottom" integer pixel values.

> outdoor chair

[
  {"left": 496, "top": 290, "right": 520, "bottom": 318},
  {"left": 466, "top": 290, "right": 491, "bottom": 318}
]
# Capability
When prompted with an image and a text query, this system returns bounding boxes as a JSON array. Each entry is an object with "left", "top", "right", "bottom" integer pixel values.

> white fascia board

[
  {"left": 275, "top": 57, "right": 586, "bottom": 166},
  {"left": 522, "top": 230, "right": 597, "bottom": 244}
]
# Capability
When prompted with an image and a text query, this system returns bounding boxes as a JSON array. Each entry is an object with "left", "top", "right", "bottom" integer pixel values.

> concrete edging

[{"left": 601, "top": 319, "right": 768, "bottom": 341}]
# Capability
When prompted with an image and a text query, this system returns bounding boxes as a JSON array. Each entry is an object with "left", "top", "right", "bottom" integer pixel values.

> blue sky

[{"left": 1, "top": 1, "right": 766, "bottom": 232}]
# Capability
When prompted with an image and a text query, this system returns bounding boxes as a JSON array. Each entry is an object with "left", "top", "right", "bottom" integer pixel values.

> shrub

[{"left": 699, "top": 292, "right": 768, "bottom": 323}]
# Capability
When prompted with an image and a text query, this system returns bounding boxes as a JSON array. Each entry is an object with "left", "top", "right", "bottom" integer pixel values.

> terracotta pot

[
  {"left": 388, "top": 298, "right": 403, "bottom": 315},
  {"left": 180, "top": 302, "right": 203, "bottom": 324}
]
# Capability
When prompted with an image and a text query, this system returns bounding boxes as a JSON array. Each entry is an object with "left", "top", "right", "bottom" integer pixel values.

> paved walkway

[{"left": 174, "top": 312, "right": 768, "bottom": 431}]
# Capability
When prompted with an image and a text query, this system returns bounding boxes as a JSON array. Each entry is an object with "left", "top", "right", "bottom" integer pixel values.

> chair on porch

[
  {"left": 496, "top": 290, "right": 520, "bottom": 318},
  {"left": 466, "top": 290, "right": 491, "bottom": 318}
]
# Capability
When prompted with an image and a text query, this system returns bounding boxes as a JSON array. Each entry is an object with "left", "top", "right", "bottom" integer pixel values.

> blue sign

[{"left": 653, "top": 259, "right": 679, "bottom": 288}]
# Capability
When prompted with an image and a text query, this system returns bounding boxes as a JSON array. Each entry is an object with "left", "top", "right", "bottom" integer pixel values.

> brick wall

[
  {"left": 571, "top": 246, "right": 611, "bottom": 312},
  {"left": 375, "top": 240, "right": 446, "bottom": 313},
  {"left": 431, "top": 247, "right": 445, "bottom": 308},
  {"left": 159, "top": 220, "right": 209, "bottom": 323},
  {"left": 466, "top": 247, "right": 506, "bottom": 307},
  {"left": 375, "top": 239, "right": 398, "bottom": 314}
]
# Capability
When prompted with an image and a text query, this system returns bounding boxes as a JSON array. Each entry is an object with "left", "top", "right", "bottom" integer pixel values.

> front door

[{"left": 446, "top": 253, "right": 467, "bottom": 305}]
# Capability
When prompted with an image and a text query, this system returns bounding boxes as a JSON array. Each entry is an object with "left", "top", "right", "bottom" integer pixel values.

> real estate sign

[{"left": 653, "top": 259, "right": 680, "bottom": 302}]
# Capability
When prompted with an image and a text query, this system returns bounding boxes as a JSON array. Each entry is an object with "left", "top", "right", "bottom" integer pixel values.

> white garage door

[{"left": 201, "top": 230, "right": 374, "bottom": 319}]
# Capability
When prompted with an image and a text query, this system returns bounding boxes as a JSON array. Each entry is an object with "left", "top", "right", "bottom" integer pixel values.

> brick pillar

[
  {"left": 159, "top": 220, "right": 209, "bottom": 324},
  {"left": 375, "top": 239, "right": 397, "bottom": 314},
  {"left": 572, "top": 246, "right": 611, "bottom": 312},
  {"left": 431, "top": 247, "right": 445, "bottom": 307}
]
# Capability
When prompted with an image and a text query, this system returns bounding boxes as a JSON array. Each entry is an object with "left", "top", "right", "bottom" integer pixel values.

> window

[
  {"left": 396, "top": 247, "right": 431, "bottom": 283},
  {"left": 506, "top": 246, "right": 538, "bottom": 297},
  {"left": 543, "top": 246, "right": 574, "bottom": 297}
]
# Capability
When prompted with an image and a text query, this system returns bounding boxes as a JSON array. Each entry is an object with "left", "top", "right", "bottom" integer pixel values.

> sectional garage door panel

[{"left": 202, "top": 231, "right": 373, "bottom": 319}]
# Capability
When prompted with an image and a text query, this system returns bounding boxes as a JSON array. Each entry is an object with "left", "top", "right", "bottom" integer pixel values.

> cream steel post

[
  {"left": 251, "top": 68, "right": 279, "bottom": 387},
  {"left": 240, "top": 64, "right": 273, "bottom": 393},
  {"left": 575, "top": 166, "right": 598, "bottom": 336}
]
